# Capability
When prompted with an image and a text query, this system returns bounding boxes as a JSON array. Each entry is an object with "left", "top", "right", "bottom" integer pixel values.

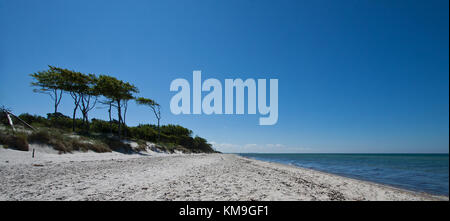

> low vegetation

[
  {"left": 0, "top": 112, "right": 218, "bottom": 154},
  {"left": 0, "top": 130, "right": 29, "bottom": 151}
]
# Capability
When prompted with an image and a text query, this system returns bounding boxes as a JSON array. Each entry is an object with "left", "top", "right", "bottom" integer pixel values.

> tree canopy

[{"left": 30, "top": 67, "right": 65, "bottom": 114}]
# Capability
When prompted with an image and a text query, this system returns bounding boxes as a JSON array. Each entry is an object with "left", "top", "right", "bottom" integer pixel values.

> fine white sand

[{"left": 0, "top": 148, "right": 447, "bottom": 201}]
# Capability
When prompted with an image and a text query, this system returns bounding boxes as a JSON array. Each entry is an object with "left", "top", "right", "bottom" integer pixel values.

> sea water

[{"left": 239, "top": 153, "right": 449, "bottom": 196}]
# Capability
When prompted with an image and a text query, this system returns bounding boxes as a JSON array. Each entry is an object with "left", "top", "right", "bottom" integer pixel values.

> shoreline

[
  {"left": 0, "top": 149, "right": 447, "bottom": 201},
  {"left": 234, "top": 154, "right": 448, "bottom": 200}
]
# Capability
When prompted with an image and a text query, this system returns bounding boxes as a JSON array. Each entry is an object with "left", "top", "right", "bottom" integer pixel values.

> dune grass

[{"left": 0, "top": 125, "right": 203, "bottom": 154}]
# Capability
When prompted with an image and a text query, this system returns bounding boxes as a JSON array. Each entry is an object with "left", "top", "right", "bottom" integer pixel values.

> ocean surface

[{"left": 239, "top": 153, "right": 449, "bottom": 196}]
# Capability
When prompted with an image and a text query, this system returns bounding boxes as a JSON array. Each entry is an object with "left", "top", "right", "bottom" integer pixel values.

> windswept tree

[
  {"left": 30, "top": 66, "right": 64, "bottom": 114},
  {"left": 95, "top": 75, "right": 138, "bottom": 139},
  {"left": 46, "top": 66, "right": 98, "bottom": 132},
  {"left": 136, "top": 97, "right": 161, "bottom": 142},
  {"left": 122, "top": 96, "right": 133, "bottom": 138},
  {"left": 117, "top": 82, "right": 138, "bottom": 138},
  {"left": 49, "top": 66, "right": 86, "bottom": 131},
  {"left": 78, "top": 74, "right": 99, "bottom": 130}
]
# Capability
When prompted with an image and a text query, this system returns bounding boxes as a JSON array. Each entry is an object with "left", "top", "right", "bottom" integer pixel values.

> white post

[{"left": 6, "top": 112, "right": 15, "bottom": 132}]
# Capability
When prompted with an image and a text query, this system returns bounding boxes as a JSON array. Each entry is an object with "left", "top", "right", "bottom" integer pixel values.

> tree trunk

[
  {"left": 108, "top": 102, "right": 112, "bottom": 134},
  {"left": 54, "top": 91, "right": 58, "bottom": 114},
  {"left": 72, "top": 94, "right": 80, "bottom": 132},
  {"left": 117, "top": 100, "right": 122, "bottom": 140},
  {"left": 72, "top": 107, "right": 77, "bottom": 132},
  {"left": 54, "top": 89, "right": 62, "bottom": 114},
  {"left": 84, "top": 112, "right": 89, "bottom": 132},
  {"left": 157, "top": 119, "right": 160, "bottom": 143},
  {"left": 123, "top": 101, "right": 128, "bottom": 138}
]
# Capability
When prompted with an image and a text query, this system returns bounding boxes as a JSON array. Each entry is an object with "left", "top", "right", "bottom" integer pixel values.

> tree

[
  {"left": 30, "top": 66, "right": 64, "bottom": 114},
  {"left": 122, "top": 98, "right": 131, "bottom": 137},
  {"left": 49, "top": 66, "right": 86, "bottom": 131},
  {"left": 117, "top": 82, "right": 138, "bottom": 138},
  {"left": 136, "top": 97, "right": 161, "bottom": 142},
  {"left": 99, "top": 99, "right": 115, "bottom": 134},
  {"left": 78, "top": 74, "right": 98, "bottom": 131},
  {"left": 95, "top": 75, "right": 139, "bottom": 139},
  {"left": 193, "top": 136, "right": 213, "bottom": 152},
  {"left": 45, "top": 66, "right": 99, "bottom": 132}
]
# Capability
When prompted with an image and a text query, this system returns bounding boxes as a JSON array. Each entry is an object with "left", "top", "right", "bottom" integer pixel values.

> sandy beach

[{"left": 0, "top": 148, "right": 447, "bottom": 201}]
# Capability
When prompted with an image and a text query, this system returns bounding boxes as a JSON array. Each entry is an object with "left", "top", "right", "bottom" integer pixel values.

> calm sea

[{"left": 239, "top": 153, "right": 449, "bottom": 196}]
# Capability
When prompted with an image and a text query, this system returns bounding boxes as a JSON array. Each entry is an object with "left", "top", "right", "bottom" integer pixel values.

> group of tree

[{"left": 30, "top": 65, "right": 160, "bottom": 140}]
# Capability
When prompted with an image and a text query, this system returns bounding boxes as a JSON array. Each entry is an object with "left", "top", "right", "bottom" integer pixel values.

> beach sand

[{"left": 0, "top": 148, "right": 447, "bottom": 201}]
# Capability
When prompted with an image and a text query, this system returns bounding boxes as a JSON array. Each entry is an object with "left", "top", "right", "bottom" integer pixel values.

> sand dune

[{"left": 0, "top": 148, "right": 446, "bottom": 201}]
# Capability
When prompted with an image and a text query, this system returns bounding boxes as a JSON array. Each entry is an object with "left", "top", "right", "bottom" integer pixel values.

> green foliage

[
  {"left": 17, "top": 113, "right": 47, "bottom": 125},
  {"left": 24, "top": 65, "right": 216, "bottom": 153},
  {"left": 95, "top": 75, "right": 138, "bottom": 101},
  {"left": 70, "top": 139, "right": 110, "bottom": 153},
  {"left": 50, "top": 66, "right": 93, "bottom": 95},
  {"left": 100, "top": 138, "right": 131, "bottom": 151},
  {"left": 160, "top": 124, "right": 192, "bottom": 137},
  {"left": 193, "top": 136, "right": 214, "bottom": 152},
  {"left": 28, "top": 129, "right": 51, "bottom": 144},
  {"left": 30, "top": 68, "right": 64, "bottom": 93},
  {"left": 95, "top": 75, "right": 139, "bottom": 138},
  {"left": 0, "top": 130, "right": 29, "bottom": 151},
  {"left": 0, "top": 110, "right": 8, "bottom": 125},
  {"left": 90, "top": 118, "right": 118, "bottom": 134},
  {"left": 47, "top": 112, "right": 76, "bottom": 130},
  {"left": 30, "top": 67, "right": 64, "bottom": 113},
  {"left": 128, "top": 124, "right": 158, "bottom": 141},
  {"left": 136, "top": 97, "right": 157, "bottom": 106},
  {"left": 17, "top": 112, "right": 82, "bottom": 131},
  {"left": 27, "top": 128, "right": 112, "bottom": 153},
  {"left": 14, "top": 113, "right": 216, "bottom": 153}
]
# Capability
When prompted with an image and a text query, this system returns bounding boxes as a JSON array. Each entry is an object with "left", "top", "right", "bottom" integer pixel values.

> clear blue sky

[{"left": 1, "top": 0, "right": 448, "bottom": 153}]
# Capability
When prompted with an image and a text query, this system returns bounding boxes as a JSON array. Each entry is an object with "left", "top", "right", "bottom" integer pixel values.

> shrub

[
  {"left": 28, "top": 129, "right": 71, "bottom": 153},
  {"left": 11, "top": 136, "right": 29, "bottom": 151},
  {"left": 102, "top": 138, "right": 131, "bottom": 151},
  {"left": 91, "top": 118, "right": 118, "bottom": 134},
  {"left": 49, "top": 139, "right": 71, "bottom": 153},
  {"left": 133, "top": 141, "right": 148, "bottom": 152},
  {"left": 27, "top": 129, "right": 112, "bottom": 153},
  {"left": 14, "top": 133, "right": 29, "bottom": 151},
  {"left": 47, "top": 113, "right": 73, "bottom": 130},
  {"left": 18, "top": 113, "right": 48, "bottom": 126},
  {"left": 6, "top": 112, "right": 219, "bottom": 154},
  {"left": 128, "top": 124, "right": 158, "bottom": 141},
  {"left": 88, "top": 142, "right": 111, "bottom": 153},
  {"left": 193, "top": 136, "right": 214, "bottom": 153},
  {"left": 0, "top": 131, "right": 29, "bottom": 151},
  {"left": 160, "top": 124, "right": 192, "bottom": 137},
  {"left": 71, "top": 140, "right": 111, "bottom": 153},
  {"left": 28, "top": 130, "right": 51, "bottom": 144},
  {"left": 0, "top": 111, "right": 9, "bottom": 125}
]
